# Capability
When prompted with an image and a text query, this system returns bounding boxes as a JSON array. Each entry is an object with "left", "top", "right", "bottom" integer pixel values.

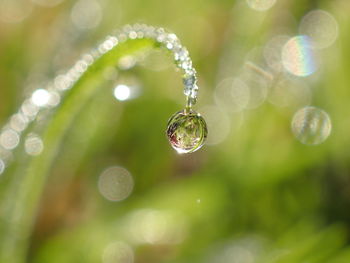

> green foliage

[{"left": 0, "top": 0, "right": 350, "bottom": 262}]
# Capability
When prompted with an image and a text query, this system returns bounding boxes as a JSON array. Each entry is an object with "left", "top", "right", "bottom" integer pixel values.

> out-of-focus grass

[{"left": 1, "top": 0, "right": 350, "bottom": 262}]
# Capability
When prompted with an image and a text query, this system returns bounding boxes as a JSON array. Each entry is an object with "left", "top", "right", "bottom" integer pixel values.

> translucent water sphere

[
  {"left": 166, "top": 109, "right": 207, "bottom": 154},
  {"left": 291, "top": 106, "right": 332, "bottom": 145}
]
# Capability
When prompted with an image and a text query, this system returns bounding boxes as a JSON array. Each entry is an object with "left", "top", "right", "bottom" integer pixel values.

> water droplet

[
  {"left": 166, "top": 109, "right": 207, "bottom": 154},
  {"left": 291, "top": 106, "right": 331, "bottom": 145}
]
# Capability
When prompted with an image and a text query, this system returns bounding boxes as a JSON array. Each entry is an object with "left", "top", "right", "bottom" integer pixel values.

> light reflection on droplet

[
  {"left": 199, "top": 105, "right": 231, "bottom": 145},
  {"left": 114, "top": 85, "right": 131, "bottom": 101},
  {"left": 71, "top": 0, "right": 102, "bottom": 30},
  {"left": 246, "top": 0, "right": 276, "bottom": 11},
  {"left": 25, "top": 134, "right": 44, "bottom": 156},
  {"left": 299, "top": 10, "right": 339, "bottom": 49},
  {"left": 214, "top": 78, "right": 250, "bottom": 112},
  {"left": 282, "top": 36, "right": 318, "bottom": 77},
  {"left": 291, "top": 106, "right": 331, "bottom": 145},
  {"left": 0, "top": 0, "right": 33, "bottom": 23},
  {"left": 31, "top": 89, "right": 50, "bottom": 107},
  {"left": 268, "top": 77, "right": 311, "bottom": 109},
  {"left": 102, "top": 241, "right": 134, "bottom": 263},
  {"left": 0, "top": 129, "right": 20, "bottom": 150},
  {"left": 98, "top": 166, "right": 134, "bottom": 202},
  {"left": 113, "top": 78, "right": 140, "bottom": 102},
  {"left": 126, "top": 209, "right": 187, "bottom": 245},
  {"left": 263, "top": 35, "right": 290, "bottom": 72}
]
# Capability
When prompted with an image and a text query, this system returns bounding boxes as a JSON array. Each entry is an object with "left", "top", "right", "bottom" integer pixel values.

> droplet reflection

[
  {"left": 166, "top": 109, "right": 207, "bottom": 154},
  {"left": 291, "top": 106, "right": 331, "bottom": 145},
  {"left": 114, "top": 85, "right": 131, "bottom": 101},
  {"left": 98, "top": 166, "right": 134, "bottom": 201},
  {"left": 31, "top": 89, "right": 50, "bottom": 107}
]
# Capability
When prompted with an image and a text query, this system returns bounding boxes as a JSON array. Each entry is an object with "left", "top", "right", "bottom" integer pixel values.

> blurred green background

[{"left": 1, "top": 0, "right": 350, "bottom": 262}]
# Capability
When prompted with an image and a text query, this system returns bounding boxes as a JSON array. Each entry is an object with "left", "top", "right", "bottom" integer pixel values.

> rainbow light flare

[{"left": 282, "top": 35, "right": 318, "bottom": 77}]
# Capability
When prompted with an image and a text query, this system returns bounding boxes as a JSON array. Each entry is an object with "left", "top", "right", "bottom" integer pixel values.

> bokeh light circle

[
  {"left": 282, "top": 36, "right": 318, "bottom": 77},
  {"left": 299, "top": 10, "right": 339, "bottom": 49},
  {"left": 291, "top": 106, "right": 331, "bottom": 145},
  {"left": 0, "top": 129, "right": 20, "bottom": 150},
  {"left": 102, "top": 241, "right": 134, "bottom": 263},
  {"left": 25, "top": 134, "right": 44, "bottom": 156},
  {"left": 263, "top": 35, "right": 290, "bottom": 72},
  {"left": 126, "top": 209, "right": 188, "bottom": 245},
  {"left": 214, "top": 78, "right": 250, "bottom": 112},
  {"left": 268, "top": 77, "right": 311, "bottom": 109},
  {"left": 98, "top": 166, "right": 134, "bottom": 201},
  {"left": 71, "top": 0, "right": 102, "bottom": 30},
  {"left": 199, "top": 105, "right": 231, "bottom": 145},
  {"left": 246, "top": 0, "right": 276, "bottom": 11},
  {"left": 0, "top": 0, "right": 33, "bottom": 23}
]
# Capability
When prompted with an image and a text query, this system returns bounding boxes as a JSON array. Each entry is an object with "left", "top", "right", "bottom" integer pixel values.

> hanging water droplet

[{"left": 166, "top": 109, "right": 207, "bottom": 154}]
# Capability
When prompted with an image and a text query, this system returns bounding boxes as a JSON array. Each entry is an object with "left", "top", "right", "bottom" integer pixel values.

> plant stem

[{"left": 0, "top": 39, "right": 155, "bottom": 263}]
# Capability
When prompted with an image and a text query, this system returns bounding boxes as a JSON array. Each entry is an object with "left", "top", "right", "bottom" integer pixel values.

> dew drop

[
  {"left": 291, "top": 106, "right": 331, "bottom": 145},
  {"left": 166, "top": 109, "right": 207, "bottom": 154}
]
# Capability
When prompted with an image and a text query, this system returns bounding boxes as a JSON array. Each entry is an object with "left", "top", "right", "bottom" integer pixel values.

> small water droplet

[
  {"left": 291, "top": 106, "right": 331, "bottom": 145},
  {"left": 166, "top": 109, "right": 207, "bottom": 154}
]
